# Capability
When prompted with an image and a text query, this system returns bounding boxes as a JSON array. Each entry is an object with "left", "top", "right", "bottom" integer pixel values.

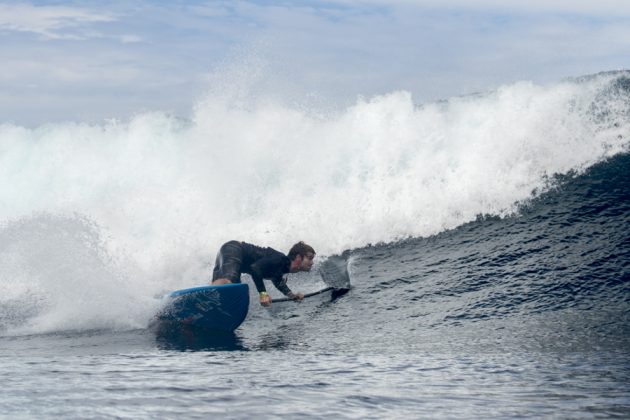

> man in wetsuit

[{"left": 211, "top": 241, "right": 316, "bottom": 307}]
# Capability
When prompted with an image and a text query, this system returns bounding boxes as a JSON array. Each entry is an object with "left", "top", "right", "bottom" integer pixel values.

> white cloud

[
  {"left": 120, "top": 34, "right": 142, "bottom": 44},
  {"left": 333, "top": 0, "right": 630, "bottom": 16},
  {"left": 0, "top": 3, "right": 114, "bottom": 40},
  {"left": 0, "top": 0, "right": 628, "bottom": 126}
]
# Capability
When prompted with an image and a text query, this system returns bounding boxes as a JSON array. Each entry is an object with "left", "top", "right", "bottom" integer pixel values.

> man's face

[{"left": 299, "top": 253, "right": 315, "bottom": 272}]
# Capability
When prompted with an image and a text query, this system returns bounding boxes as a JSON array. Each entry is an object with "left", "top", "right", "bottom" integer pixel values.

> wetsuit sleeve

[
  {"left": 271, "top": 275, "right": 292, "bottom": 296},
  {"left": 248, "top": 264, "right": 267, "bottom": 294},
  {"left": 249, "top": 254, "right": 290, "bottom": 295}
]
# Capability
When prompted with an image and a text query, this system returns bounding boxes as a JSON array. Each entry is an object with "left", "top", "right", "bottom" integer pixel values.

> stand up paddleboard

[
  {"left": 156, "top": 283, "right": 249, "bottom": 332},
  {"left": 154, "top": 254, "right": 351, "bottom": 333}
]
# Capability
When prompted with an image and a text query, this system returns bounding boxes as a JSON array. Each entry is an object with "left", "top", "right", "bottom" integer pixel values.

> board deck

[{"left": 156, "top": 283, "right": 250, "bottom": 332}]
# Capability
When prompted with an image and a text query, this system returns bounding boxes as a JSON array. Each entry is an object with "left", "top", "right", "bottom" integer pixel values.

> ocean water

[{"left": 1, "top": 71, "right": 629, "bottom": 418}]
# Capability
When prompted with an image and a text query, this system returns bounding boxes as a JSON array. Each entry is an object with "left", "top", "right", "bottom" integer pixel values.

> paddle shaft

[{"left": 272, "top": 286, "right": 334, "bottom": 302}]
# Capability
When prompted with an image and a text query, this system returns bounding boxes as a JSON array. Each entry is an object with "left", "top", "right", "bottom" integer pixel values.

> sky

[{"left": 1, "top": 0, "right": 629, "bottom": 126}]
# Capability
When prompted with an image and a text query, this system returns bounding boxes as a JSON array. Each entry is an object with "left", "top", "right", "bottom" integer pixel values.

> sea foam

[{"left": 0, "top": 70, "right": 628, "bottom": 334}]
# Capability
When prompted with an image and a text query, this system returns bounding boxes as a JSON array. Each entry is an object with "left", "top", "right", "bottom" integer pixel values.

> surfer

[{"left": 211, "top": 241, "right": 316, "bottom": 307}]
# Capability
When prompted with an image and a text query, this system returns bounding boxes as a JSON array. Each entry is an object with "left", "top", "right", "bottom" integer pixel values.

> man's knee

[{"left": 211, "top": 278, "right": 233, "bottom": 285}]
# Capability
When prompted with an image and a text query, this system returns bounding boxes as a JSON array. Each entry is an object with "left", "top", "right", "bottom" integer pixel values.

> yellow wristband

[{"left": 259, "top": 291, "right": 268, "bottom": 297}]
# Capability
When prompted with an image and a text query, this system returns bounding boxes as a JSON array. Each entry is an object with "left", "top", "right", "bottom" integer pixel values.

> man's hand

[
  {"left": 288, "top": 292, "right": 304, "bottom": 301},
  {"left": 259, "top": 292, "right": 272, "bottom": 307}
]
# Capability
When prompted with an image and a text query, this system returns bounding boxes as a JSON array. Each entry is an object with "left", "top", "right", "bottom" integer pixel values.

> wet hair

[{"left": 288, "top": 241, "right": 315, "bottom": 260}]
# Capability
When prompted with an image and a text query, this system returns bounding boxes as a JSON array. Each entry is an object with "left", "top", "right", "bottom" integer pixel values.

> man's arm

[
  {"left": 271, "top": 275, "right": 291, "bottom": 296},
  {"left": 272, "top": 276, "right": 304, "bottom": 300},
  {"left": 249, "top": 263, "right": 271, "bottom": 306},
  {"left": 248, "top": 270, "right": 267, "bottom": 295}
]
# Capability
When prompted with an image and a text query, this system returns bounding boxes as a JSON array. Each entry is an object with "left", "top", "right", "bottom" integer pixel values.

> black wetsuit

[{"left": 212, "top": 241, "right": 293, "bottom": 296}]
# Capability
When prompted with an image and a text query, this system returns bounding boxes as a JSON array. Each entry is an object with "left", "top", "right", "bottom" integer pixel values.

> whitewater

[
  {"left": 1, "top": 70, "right": 628, "bottom": 335},
  {"left": 1, "top": 70, "right": 629, "bottom": 418}
]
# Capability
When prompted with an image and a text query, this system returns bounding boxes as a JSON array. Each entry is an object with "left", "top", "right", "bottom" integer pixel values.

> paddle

[
  {"left": 273, "top": 287, "right": 335, "bottom": 302},
  {"left": 274, "top": 254, "right": 351, "bottom": 302}
]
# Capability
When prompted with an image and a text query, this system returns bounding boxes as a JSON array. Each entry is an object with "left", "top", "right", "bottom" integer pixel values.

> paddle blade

[{"left": 318, "top": 254, "right": 351, "bottom": 290}]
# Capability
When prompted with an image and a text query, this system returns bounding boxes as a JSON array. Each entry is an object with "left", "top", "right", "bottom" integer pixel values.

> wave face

[
  {"left": 340, "top": 152, "right": 630, "bottom": 351},
  {"left": 0, "top": 71, "right": 629, "bottom": 335}
]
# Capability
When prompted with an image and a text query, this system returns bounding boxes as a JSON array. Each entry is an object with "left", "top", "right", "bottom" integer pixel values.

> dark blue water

[{"left": 2, "top": 151, "right": 629, "bottom": 418}]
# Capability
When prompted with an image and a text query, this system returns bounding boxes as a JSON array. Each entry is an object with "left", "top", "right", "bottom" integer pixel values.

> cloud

[
  {"left": 120, "top": 34, "right": 142, "bottom": 44},
  {"left": 333, "top": 0, "right": 630, "bottom": 17},
  {"left": 0, "top": 0, "right": 628, "bottom": 126},
  {"left": 0, "top": 3, "right": 114, "bottom": 40}
]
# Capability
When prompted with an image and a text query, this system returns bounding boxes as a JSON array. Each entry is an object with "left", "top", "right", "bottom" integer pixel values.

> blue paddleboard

[{"left": 157, "top": 283, "right": 250, "bottom": 332}]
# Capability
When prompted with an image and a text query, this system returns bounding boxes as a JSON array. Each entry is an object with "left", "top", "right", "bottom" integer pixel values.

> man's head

[{"left": 288, "top": 241, "right": 316, "bottom": 272}]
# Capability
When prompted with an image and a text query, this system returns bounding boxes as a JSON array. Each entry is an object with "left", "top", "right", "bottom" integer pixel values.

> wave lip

[{"left": 0, "top": 71, "right": 629, "bottom": 335}]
